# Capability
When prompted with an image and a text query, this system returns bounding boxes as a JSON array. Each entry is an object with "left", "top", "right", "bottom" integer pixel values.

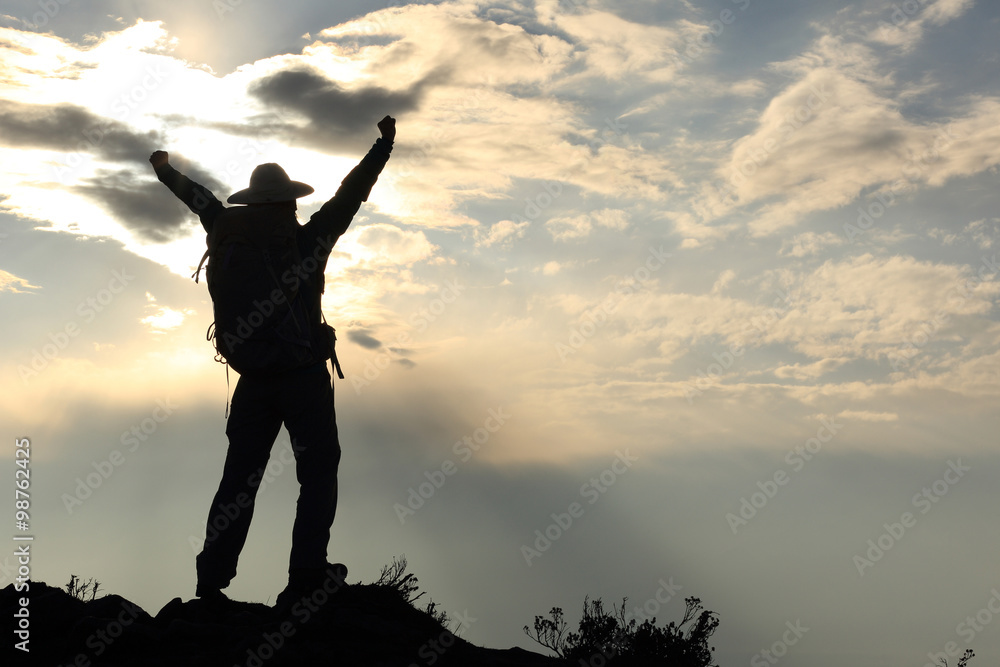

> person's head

[{"left": 226, "top": 163, "right": 313, "bottom": 206}]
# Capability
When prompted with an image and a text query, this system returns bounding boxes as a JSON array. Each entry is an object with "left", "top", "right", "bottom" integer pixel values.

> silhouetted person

[{"left": 149, "top": 115, "right": 396, "bottom": 606}]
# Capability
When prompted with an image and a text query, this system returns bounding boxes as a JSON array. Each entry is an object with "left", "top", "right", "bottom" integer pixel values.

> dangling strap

[
  {"left": 224, "top": 364, "right": 231, "bottom": 419},
  {"left": 206, "top": 321, "right": 232, "bottom": 417},
  {"left": 195, "top": 242, "right": 227, "bottom": 415},
  {"left": 321, "top": 311, "right": 345, "bottom": 383},
  {"left": 192, "top": 248, "right": 210, "bottom": 283},
  {"left": 331, "top": 329, "right": 344, "bottom": 381}
]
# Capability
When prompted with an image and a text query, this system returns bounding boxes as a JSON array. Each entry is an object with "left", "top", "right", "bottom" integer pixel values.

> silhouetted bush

[
  {"left": 65, "top": 574, "right": 101, "bottom": 602},
  {"left": 525, "top": 595, "right": 719, "bottom": 666},
  {"left": 374, "top": 554, "right": 450, "bottom": 628},
  {"left": 937, "top": 649, "right": 975, "bottom": 667}
]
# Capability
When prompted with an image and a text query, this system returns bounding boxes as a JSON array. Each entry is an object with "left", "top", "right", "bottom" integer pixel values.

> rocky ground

[{"left": 2, "top": 577, "right": 565, "bottom": 666}]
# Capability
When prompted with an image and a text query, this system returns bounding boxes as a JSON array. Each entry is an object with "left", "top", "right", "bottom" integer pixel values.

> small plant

[
  {"left": 525, "top": 595, "right": 719, "bottom": 666},
  {"left": 423, "top": 598, "right": 449, "bottom": 628},
  {"left": 937, "top": 649, "right": 975, "bottom": 667},
  {"left": 524, "top": 605, "right": 568, "bottom": 655},
  {"left": 374, "top": 555, "right": 420, "bottom": 601},
  {"left": 65, "top": 574, "right": 101, "bottom": 602},
  {"left": 373, "top": 555, "right": 449, "bottom": 628}
]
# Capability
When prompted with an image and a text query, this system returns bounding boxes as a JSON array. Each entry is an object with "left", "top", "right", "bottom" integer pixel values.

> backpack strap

[
  {"left": 224, "top": 363, "right": 231, "bottom": 419},
  {"left": 192, "top": 220, "right": 228, "bottom": 284},
  {"left": 192, "top": 248, "right": 210, "bottom": 283},
  {"left": 321, "top": 311, "right": 345, "bottom": 382},
  {"left": 204, "top": 321, "right": 232, "bottom": 417},
  {"left": 261, "top": 248, "right": 307, "bottom": 336}
]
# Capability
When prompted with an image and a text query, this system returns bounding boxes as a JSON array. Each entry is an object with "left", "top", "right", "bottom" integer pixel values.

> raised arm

[
  {"left": 300, "top": 116, "right": 395, "bottom": 259},
  {"left": 149, "top": 150, "right": 226, "bottom": 233}
]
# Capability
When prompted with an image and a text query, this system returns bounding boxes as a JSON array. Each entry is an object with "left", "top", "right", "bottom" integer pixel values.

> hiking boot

[
  {"left": 274, "top": 562, "right": 348, "bottom": 612},
  {"left": 195, "top": 582, "right": 226, "bottom": 598},
  {"left": 194, "top": 584, "right": 232, "bottom": 613}
]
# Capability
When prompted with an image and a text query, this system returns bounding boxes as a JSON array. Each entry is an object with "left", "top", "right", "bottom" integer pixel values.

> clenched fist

[
  {"left": 377, "top": 116, "right": 396, "bottom": 143},
  {"left": 149, "top": 150, "right": 169, "bottom": 169}
]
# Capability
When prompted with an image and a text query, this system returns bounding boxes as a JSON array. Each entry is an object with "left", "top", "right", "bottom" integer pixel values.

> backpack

[{"left": 193, "top": 204, "right": 340, "bottom": 377}]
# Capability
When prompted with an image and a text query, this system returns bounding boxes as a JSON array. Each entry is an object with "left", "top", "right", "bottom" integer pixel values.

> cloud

[
  {"left": 548, "top": 250, "right": 998, "bottom": 396},
  {"left": 535, "top": 1, "right": 691, "bottom": 84},
  {"left": 867, "top": 0, "right": 975, "bottom": 51},
  {"left": 0, "top": 99, "right": 162, "bottom": 164},
  {"left": 779, "top": 232, "right": 845, "bottom": 258},
  {"left": 710, "top": 269, "right": 736, "bottom": 295},
  {"left": 248, "top": 65, "right": 440, "bottom": 153},
  {"left": 353, "top": 223, "right": 437, "bottom": 266},
  {"left": 545, "top": 214, "right": 592, "bottom": 241},
  {"left": 302, "top": 2, "right": 674, "bottom": 223},
  {"left": 317, "top": 2, "right": 574, "bottom": 88},
  {"left": 837, "top": 409, "right": 899, "bottom": 422},
  {"left": 72, "top": 171, "right": 193, "bottom": 243},
  {"left": 347, "top": 328, "right": 383, "bottom": 350},
  {"left": 773, "top": 357, "right": 849, "bottom": 380},
  {"left": 0, "top": 6, "right": 677, "bottom": 248},
  {"left": 140, "top": 292, "right": 193, "bottom": 333},
  {"left": 0, "top": 269, "right": 40, "bottom": 293},
  {"left": 475, "top": 219, "right": 529, "bottom": 248},
  {"left": 0, "top": 96, "right": 229, "bottom": 244},
  {"left": 541, "top": 208, "right": 633, "bottom": 242},
  {"left": 767, "top": 253, "right": 1000, "bottom": 362},
  {"left": 700, "top": 34, "right": 1000, "bottom": 237},
  {"left": 964, "top": 219, "right": 999, "bottom": 250},
  {"left": 590, "top": 208, "right": 628, "bottom": 230}
]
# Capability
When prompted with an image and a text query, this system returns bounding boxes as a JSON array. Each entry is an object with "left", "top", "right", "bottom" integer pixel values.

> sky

[{"left": 0, "top": 0, "right": 998, "bottom": 665}]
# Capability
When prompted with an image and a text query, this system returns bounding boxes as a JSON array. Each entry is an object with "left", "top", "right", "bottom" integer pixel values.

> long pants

[{"left": 196, "top": 362, "right": 341, "bottom": 590}]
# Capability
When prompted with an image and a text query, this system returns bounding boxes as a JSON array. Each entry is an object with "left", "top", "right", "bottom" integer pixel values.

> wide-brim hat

[{"left": 227, "top": 163, "right": 314, "bottom": 204}]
